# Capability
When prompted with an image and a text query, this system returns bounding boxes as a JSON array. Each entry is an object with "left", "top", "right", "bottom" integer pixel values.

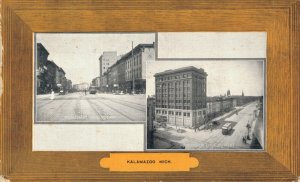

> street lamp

[{"left": 246, "top": 121, "right": 251, "bottom": 140}]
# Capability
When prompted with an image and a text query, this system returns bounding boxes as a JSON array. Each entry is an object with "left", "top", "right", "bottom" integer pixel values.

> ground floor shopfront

[{"left": 155, "top": 108, "right": 207, "bottom": 128}]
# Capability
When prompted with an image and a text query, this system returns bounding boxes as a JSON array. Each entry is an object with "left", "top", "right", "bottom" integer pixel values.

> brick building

[
  {"left": 36, "top": 43, "right": 50, "bottom": 94},
  {"left": 98, "top": 43, "right": 155, "bottom": 93},
  {"left": 124, "top": 43, "right": 155, "bottom": 93},
  {"left": 155, "top": 66, "right": 208, "bottom": 128}
]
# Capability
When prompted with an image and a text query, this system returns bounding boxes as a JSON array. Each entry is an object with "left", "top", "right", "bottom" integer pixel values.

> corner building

[{"left": 155, "top": 66, "right": 208, "bottom": 127}]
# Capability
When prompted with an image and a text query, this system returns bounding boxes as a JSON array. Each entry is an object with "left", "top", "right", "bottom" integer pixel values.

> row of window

[
  {"left": 156, "top": 80, "right": 191, "bottom": 88},
  {"left": 156, "top": 73, "right": 192, "bottom": 81},
  {"left": 126, "top": 67, "right": 142, "bottom": 80},
  {"left": 156, "top": 110, "right": 207, "bottom": 116},
  {"left": 156, "top": 87, "right": 191, "bottom": 93},
  {"left": 157, "top": 105, "right": 192, "bottom": 110},
  {"left": 156, "top": 110, "right": 191, "bottom": 117},
  {"left": 156, "top": 94, "right": 192, "bottom": 97},
  {"left": 126, "top": 54, "right": 142, "bottom": 69},
  {"left": 157, "top": 100, "right": 192, "bottom": 103}
]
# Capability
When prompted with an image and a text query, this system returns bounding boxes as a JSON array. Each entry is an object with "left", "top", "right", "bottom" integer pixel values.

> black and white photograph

[
  {"left": 147, "top": 60, "right": 265, "bottom": 150},
  {"left": 35, "top": 33, "right": 155, "bottom": 124}
]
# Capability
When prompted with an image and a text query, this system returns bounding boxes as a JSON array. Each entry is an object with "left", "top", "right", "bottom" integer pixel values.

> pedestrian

[
  {"left": 85, "top": 89, "right": 87, "bottom": 95},
  {"left": 194, "top": 126, "right": 197, "bottom": 132},
  {"left": 242, "top": 136, "right": 246, "bottom": 144},
  {"left": 50, "top": 89, "right": 55, "bottom": 100}
]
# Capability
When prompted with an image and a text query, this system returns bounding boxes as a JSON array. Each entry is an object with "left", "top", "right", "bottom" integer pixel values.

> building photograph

[
  {"left": 146, "top": 60, "right": 264, "bottom": 150},
  {"left": 35, "top": 33, "right": 154, "bottom": 123}
]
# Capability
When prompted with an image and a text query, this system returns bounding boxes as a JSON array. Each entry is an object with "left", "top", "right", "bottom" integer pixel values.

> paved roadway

[
  {"left": 36, "top": 92, "right": 146, "bottom": 123},
  {"left": 154, "top": 102, "right": 259, "bottom": 149}
]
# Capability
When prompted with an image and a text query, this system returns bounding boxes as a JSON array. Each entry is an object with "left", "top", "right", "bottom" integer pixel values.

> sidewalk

[{"left": 36, "top": 93, "right": 59, "bottom": 99}]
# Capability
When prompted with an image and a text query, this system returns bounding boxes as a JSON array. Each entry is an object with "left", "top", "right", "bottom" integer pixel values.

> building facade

[
  {"left": 124, "top": 43, "right": 155, "bottom": 93},
  {"left": 36, "top": 43, "right": 50, "bottom": 94},
  {"left": 99, "top": 51, "right": 118, "bottom": 77},
  {"left": 98, "top": 43, "right": 155, "bottom": 94},
  {"left": 36, "top": 43, "right": 72, "bottom": 94},
  {"left": 100, "top": 73, "right": 108, "bottom": 92},
  {"left": 73, "top": 83, "right": 89, "bottom": 91},
  {"left": 155, "top": 66, "right": 208, "bottom": 128}
]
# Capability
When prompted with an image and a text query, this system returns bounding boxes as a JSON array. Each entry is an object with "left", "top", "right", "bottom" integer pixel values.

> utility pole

[{"left": 132, "top": 41, "right": 135, "bottom": 94}]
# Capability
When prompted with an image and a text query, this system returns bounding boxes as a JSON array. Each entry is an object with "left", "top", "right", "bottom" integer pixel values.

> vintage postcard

[{"left": 33, "top": 32, "right": 265, "bottom": 151}]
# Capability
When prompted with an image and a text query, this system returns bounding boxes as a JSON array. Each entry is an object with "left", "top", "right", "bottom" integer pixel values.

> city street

[
  {"left": 153, "top": 101, "right": 260, "bottom": 150},
  {"left": 36, "top": 92, "right": 146, "bottom": 123}
]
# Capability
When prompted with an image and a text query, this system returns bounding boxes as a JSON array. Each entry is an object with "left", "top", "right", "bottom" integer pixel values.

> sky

[
  {"left": 36, "top": 33, "right": 155, "bottom": 84},
  {"left": 146, "top": 60, "right": 264, "bottom": 97}
]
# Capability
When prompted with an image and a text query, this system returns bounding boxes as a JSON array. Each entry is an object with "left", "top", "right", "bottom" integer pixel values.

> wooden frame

[{"left": 1, "top": 0, "right": 299, "bottom": 181}]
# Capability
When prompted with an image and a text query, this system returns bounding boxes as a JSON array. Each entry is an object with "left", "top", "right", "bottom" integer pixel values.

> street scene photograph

[
  {"left": 146, "top": 60, "right": 264, "bottom": 150},
  {"left": 35, "top": 33, "right": 155, "bottom": 123}
]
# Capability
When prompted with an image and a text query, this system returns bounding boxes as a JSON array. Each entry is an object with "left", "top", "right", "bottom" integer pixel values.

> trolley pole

[{"left": 132, "top": 41, "right": 135, "bottom": 94}]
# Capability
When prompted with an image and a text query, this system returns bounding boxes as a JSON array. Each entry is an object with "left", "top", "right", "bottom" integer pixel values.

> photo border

[{"left": 1, "top": 0, "right": 299, "bottom": 180}]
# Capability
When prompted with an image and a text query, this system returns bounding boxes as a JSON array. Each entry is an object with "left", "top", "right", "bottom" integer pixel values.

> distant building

[
  {"left": 155, "top": 66, "right": 208, "bottom": 128},
  {"left": 206, "top": 96, "right": 237, "bottom": 120},
  {"left": 66, "top": 79, "right": 72, "bottom": 92},
  {"left": 227, "top": 89, "right": 231, "bottom": 96},
  {"left": 99, "top": 51, "right": 118, "bottom": 76},
  {"left": 73, "top": 83, "right": 89, "bottom": 91}
]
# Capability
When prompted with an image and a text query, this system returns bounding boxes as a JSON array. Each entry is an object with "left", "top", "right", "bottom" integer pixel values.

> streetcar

[
  {"left": 222, "top": 123, "right": 232, "bottom": 135},
  {"left": 89, "top": 86, "right": 97, "bottom": 94}
]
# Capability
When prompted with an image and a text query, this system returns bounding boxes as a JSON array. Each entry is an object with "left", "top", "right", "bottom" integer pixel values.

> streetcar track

[
  {"left": 105, "top": 99, "right": 145, "bottom": 112},
  {"left": 42, "top": 99, "right": 70, "bottom": 121},
  {"left": 86, "top": 99, "right": 105, "bottom": 121},
  {"left": 110, "top": 98, "right": 145, "bottom": 107},
  {"left": 37, "top": 99, "right": 55, "bottom": 109},
  {"left": 92, "top": 99, "right": 136, "bottom": 121}
]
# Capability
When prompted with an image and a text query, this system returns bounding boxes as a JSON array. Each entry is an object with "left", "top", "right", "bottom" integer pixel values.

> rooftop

[
  {"left": 154, "top": 66, "right": 207, "bottom": 77},
  {"left": 37, "top": 43, "right": 49, "bottom": 55}
]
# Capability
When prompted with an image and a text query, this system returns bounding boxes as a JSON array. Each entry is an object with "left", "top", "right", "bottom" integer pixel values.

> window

[
  {"left": 183, "top": 112, "right": 186, "bottom": 116},
  {"left": 187, "top": 113, "right": 190, "bottom": 117}
]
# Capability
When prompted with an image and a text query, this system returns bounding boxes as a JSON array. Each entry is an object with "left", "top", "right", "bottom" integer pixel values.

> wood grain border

[{"left": 1, "top": 0, "right": 299, "bottom": 181}]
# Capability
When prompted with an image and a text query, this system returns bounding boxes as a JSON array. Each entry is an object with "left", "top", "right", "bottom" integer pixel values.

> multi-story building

[
  {"left": 91, "top": 77, "right": 101, "bottom": 88},
  {"left": 36, "top": 43, "right": 50, "bottom": 94},
  {"left": 66, "top": 79, "right": 72, "bottom": 92},
  {"left": 100, "top": 73, "right": 108, "bottom": 92},
  {"left": 98, "top": 43, "right": 155, "bottom": 94},
  {"left": 107, "top": 64, "right": 119, "bottom": 92},
  {"left": 124, "top": 43, "right": 155, "bottom": 93},
  {"left": 45, "top": 60, "right": 59, "bottom": 92},
  {"left": 99, "top": 51, "right": 118, "bottom": 77},
  {"left": 155, "top": 66, "right": 208, "bottom": 128},
  {"left": 206, "top": 96, "right": 238, "bottom": 120}
]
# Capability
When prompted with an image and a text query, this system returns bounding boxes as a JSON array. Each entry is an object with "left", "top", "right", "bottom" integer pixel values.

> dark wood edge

[
  {"left": 291, "top": 1, "right": 300, "bottom": 178},
  {"left": 1, "top": 0, "right": 299, "bottom": 180}
]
